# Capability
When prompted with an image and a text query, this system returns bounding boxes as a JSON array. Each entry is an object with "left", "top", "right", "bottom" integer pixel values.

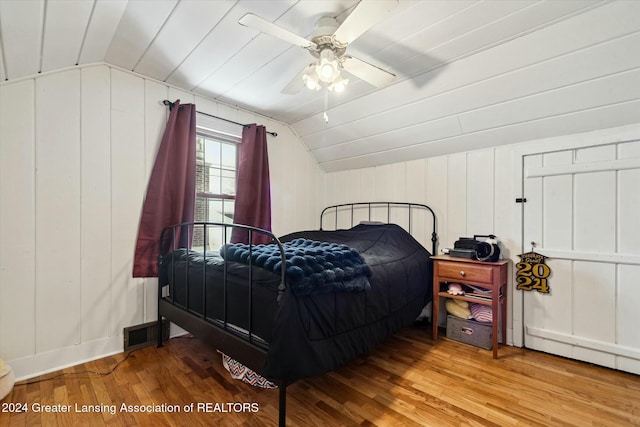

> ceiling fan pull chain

[{"left": 324, "top": 88, "right": 329, "bottom": 123}]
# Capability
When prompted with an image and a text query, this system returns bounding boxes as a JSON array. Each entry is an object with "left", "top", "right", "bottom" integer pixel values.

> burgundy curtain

[
  {"left": 133, "top": 100, "right": 196, "bottom": 277},
  {"left": 231, "top": 124, "right": 272, "bottom": 244}
]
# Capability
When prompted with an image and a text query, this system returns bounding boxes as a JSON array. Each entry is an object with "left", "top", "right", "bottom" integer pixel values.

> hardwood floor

[{"left": 2, "top": 325, "right": 640, "bottom": 426}]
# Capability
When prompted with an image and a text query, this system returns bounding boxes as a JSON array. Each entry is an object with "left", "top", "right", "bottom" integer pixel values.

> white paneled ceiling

[{"left": 1, "top": 0, "right": 639, "bottom": 171}]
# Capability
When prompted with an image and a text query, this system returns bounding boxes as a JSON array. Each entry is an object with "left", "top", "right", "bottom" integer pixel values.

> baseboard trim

[
  {"left": 9, "top": 335, "right": 123, "bottom": 381},
  {"left": 526, "top": 326, "right": 640, "bottom": 360},
  {"left": 9, "top": 323, "right": 190, "bottom": 381}
]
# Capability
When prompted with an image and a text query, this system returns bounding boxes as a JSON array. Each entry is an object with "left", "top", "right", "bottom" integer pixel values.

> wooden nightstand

[{"left": 431, "top": 255, "right": 509, "bottom": 358}]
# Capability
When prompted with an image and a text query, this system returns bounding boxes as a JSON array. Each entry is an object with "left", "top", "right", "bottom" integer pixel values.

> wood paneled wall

[
  {"left": 0, "top": 65, "right": 322, "bottom": 380},
  {"left": 322, "top": 148, "right": 516, "bottom": 259},
  {"left": 321, "top": 147, "right": 519, "bottom": 347}
]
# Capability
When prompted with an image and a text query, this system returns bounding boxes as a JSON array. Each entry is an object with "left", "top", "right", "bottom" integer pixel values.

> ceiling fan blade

[
  {"left": 342, "top": 56, "right": 395, "bottom": 88},
  {"left": 281, "top": 66, "right": 308, "bottom": 95},
  {"left": 333, "top": 0, "right": 398, "bottom": 45},
  {"left": 239, "top": 13, "right": 317, "bottom": 50}
]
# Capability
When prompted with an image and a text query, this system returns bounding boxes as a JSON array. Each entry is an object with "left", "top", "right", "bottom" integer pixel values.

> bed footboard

[{"left": 156, "top": 222, "right": 286, "bottom": 364}]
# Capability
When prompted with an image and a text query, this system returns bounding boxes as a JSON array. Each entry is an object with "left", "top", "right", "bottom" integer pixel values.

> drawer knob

[{"left": 460, "top": 270, "right": 465, "bottom": 276}]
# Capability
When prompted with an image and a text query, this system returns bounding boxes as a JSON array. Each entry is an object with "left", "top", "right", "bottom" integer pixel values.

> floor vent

[{"left": 124, "top": 320, "right": 169, "bottom": 351}]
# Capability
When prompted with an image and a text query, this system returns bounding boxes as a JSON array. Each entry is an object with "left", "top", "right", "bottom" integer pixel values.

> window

[{"left": 193, "top": 128, "right": 239, "bottom": 251}]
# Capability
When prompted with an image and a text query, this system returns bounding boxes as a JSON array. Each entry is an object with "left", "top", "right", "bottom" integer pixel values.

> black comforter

[{"left": 161, "top": 223, "right": 432, "bottom": 381}]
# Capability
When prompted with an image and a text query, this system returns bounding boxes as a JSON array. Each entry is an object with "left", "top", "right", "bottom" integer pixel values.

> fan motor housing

[
  {"left": 309, "top": 17, "right": 346, "bottom": 57},
  {"left": 313, "top": 16, "right": 339, "bottom": 37},
  {"left": 310, "top": 37, "right": 346, "bottom": 58}
]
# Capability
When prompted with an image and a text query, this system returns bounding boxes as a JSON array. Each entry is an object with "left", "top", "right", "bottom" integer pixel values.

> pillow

[
  {"left": 445, "top": 299, "right": 472, "bottom": 319},
  {"left": 469, "top": 303, "right": 493, "bottom": 323},
  {"left": 452, "top": 299, "right": 469, "bottom": 309}
]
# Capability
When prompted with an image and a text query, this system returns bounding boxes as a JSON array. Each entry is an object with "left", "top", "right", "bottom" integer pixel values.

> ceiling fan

[{"left": 238, "top": 0, "right": 398, "bottom": 95}]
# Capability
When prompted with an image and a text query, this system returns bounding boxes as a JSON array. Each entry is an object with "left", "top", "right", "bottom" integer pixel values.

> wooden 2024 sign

[{"left": 516, "top": 251, "right": 551, "bottom": 294}]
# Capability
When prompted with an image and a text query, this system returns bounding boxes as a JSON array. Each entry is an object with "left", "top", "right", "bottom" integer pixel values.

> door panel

[
  {"left": 572, "top": 261, "right": 616, "bottom": 342},
  {"left": 543, "top": 173, "right": 572, "bottom": 249},
  {"left": 619, "top": 168, "right": 640, "bottom": 253},
  {"left": 618, "top": 265, "right": 640, "bottom": 348},
  {"left": 522, "top": 139, "right": 640, "bottom": 374},
  {"left": 574, "top": 171, "right": 616, "bottom": 253}
]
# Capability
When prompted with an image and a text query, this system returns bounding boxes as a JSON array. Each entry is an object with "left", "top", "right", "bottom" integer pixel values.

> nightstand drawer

[{"left": 437, "top": 261, "right": 494, "bottom": 284}]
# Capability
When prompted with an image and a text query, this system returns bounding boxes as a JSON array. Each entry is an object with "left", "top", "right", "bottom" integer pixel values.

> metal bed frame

[
  {"left": 320, "top": 201, "right": 438, "bottom": 255},
  {"left": 156, "top": 202, "right": 438, "bottom": 426},
  {"left": 156, "top": 222, "right": 289, "bottom": 425}
]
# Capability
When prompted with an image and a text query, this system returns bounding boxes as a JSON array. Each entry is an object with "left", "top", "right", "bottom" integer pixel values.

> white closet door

[{"left": 522, "top": 140, "right": 640, "bottom": 374}]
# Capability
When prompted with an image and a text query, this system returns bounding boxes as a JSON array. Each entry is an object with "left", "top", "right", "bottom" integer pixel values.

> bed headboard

[{"left": 320, "top": 202, "right": 438, "bottom": 255}]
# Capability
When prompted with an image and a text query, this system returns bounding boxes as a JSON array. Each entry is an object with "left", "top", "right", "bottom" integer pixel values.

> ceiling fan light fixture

[
  {"left": 316, "top": 48, "right": 340, "bottom": 82},
  {"left": 319, "top": 62, "right": 336, "bottom": 79},
  {"left": 329, "top": 75, "right": 348, "bottom": 92},
  {"left": 318, "top": 47, "right": 336, "bottom": 63},
  {"left": 302, "top": 67, "right": 321, "bottom": 91}
]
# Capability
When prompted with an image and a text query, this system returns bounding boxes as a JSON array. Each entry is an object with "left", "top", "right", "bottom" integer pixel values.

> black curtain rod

[{"left": 162, "top": 100, "right": 277, "bottom": 137}]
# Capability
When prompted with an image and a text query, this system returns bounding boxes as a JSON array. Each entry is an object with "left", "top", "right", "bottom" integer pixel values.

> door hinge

[{"left": 516, "top": 198, "right": 527, "bottom": 203}]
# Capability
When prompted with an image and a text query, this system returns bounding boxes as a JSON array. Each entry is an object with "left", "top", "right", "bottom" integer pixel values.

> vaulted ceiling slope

[{"left": 1, "top": 0, "right": 639, "bottom": 172}]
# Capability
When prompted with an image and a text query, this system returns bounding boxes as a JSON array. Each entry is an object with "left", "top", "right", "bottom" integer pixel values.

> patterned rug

[{"left": 220, "top": 353, "right": 277, "bottom": 389}]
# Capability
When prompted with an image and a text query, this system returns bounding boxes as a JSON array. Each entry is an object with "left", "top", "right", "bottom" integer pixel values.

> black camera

[{"left": 450, "top": 234, "right": 501, "bottom": 262}]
